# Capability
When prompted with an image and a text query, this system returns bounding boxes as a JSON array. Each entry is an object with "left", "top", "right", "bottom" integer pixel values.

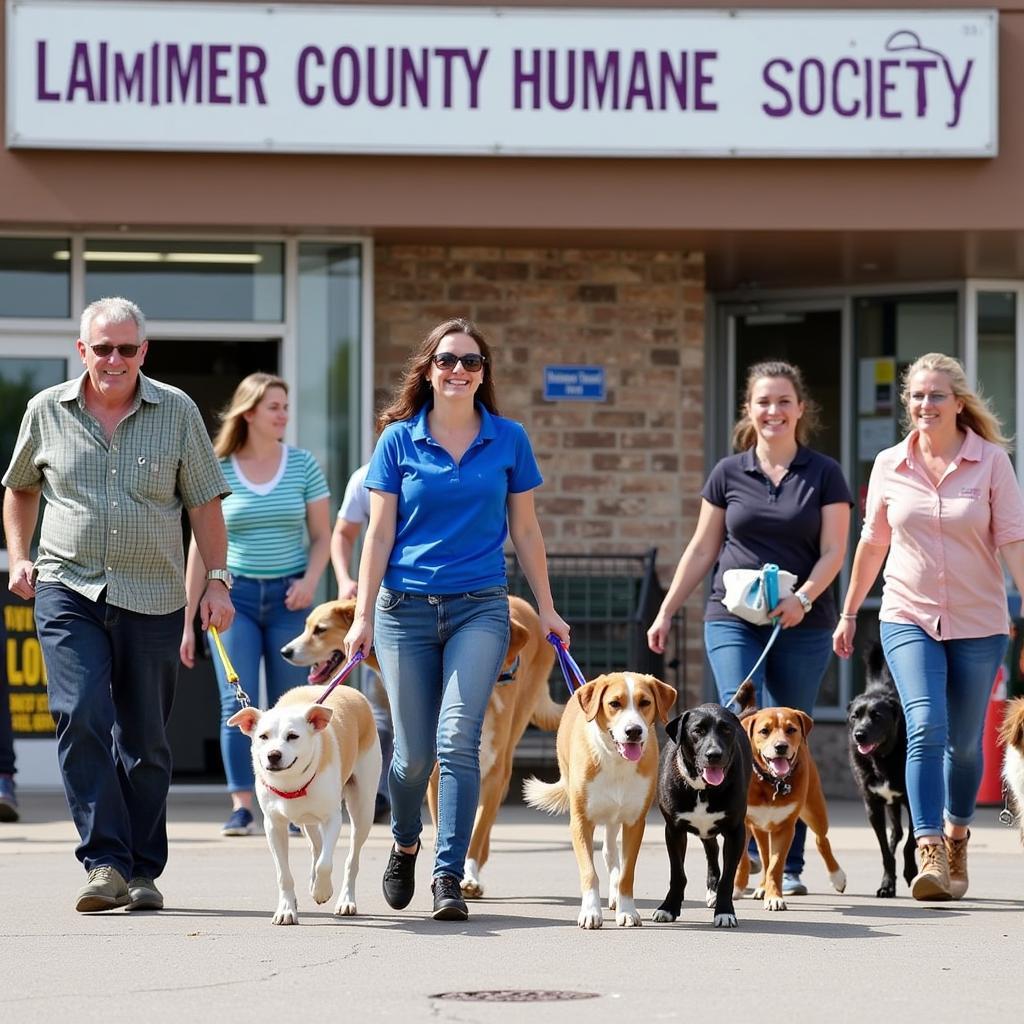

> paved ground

[{"left": 1, "top": 790, "right": 1022, "bottom": 1023}]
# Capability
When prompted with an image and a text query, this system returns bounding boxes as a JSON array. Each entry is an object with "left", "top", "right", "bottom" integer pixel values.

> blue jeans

[
  {"left": 34, "top": 582, "right": 183, "bottom": 880},
  {"left": 704, "top": 619, "right": 833, "bottom": 875},
  {"left": 213, "top": 574, "right": 311, "bottom": 793},
  {"left": 373, "top": 585, "right": 510, "bottom": 880},
  {"left": 880, "top": 622, "right": 1008, "bottom": 837}
]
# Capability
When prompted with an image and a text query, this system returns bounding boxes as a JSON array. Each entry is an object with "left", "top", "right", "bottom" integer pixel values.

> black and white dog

[
  {"left": 652, "top": 703, "right": 751, "bottom": 928},
  {"left": 847, "top": 643, "right": 916, "bottom": 897}
]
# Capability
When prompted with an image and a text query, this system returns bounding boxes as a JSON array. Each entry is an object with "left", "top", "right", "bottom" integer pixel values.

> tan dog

[
  {"left": 227, "top": 685, "right": 381, "bottom": 925},
  {"left": 999, "top": 697, "right": 1024, "bottom": 845},
  {"left": 523, "top": 673, "right": 677, "bottom": 929},
  {"left": 281, "top": 596, "right": 563, "bottom": 896},
  {"left": 733, "top": 685, "right": 846, "bottom": 910}
]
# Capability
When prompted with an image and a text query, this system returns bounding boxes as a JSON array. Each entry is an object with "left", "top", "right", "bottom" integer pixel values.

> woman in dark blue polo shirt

[
  {"left": 648, "top": 360, "right": 852, "bottom": 894},
  {"left": 345, "top": 317, "right": 569, "bottom": 922}
]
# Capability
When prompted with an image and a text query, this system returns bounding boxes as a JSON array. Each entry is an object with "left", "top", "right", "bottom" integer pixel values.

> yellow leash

[{"left": 208, "top": 625, "right": 251, "bottom": 708}]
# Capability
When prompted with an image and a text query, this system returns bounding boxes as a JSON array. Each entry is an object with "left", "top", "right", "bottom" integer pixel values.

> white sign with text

[{"left": 5, "top": 2, "right": 998, "bottom": 157}]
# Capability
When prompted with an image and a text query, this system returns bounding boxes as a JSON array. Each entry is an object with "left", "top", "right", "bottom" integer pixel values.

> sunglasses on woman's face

[
  {"left": 432, "top": 352, "right": 486, "bottom": 372},
  {"left": 89, "top": 343, "right": 142, "bottom": 358}
]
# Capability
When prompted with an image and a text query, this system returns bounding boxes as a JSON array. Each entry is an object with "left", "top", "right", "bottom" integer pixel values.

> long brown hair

[
  {"left": 214, "top": 372, "right": 289, "bottom": 458},
  {"left": 901, "top": 352, "right": 1012, "bottom": 449},
  {"left": 376, "top": 318, "right": 499, "bottom": 432},
  {"left": 731, "top": 360, "right": 820, "bottom": 451}
]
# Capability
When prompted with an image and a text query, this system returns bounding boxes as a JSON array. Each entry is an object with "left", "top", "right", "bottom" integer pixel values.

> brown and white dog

[
  {"left": 523, "top": 673, "right": 677, "bottom": 929},
  {"left": 999, "top": 697, "right": 1024, "bottom": 845},
  {"left": 227, "top": 685, "right": 381, "bottom": 925},
  {"left": 733, "top": 683, "right": 847, "bottom": 910},
  {"left": 281, "top": 596, "right": 563, "bottom": 896}
]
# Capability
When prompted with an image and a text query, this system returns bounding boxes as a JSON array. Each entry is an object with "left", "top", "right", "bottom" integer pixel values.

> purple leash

[
  {"left": 315, "top": 649, "right": 366, "bottom": 705},
  {"left": 547, "top": 633, "right": 587, "bottom": 696}
]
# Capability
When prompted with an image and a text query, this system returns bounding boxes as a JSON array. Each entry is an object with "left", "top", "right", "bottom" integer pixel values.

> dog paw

[
  {"left": 461, "top": 877, "right": 484, "bottom": 899},
  {"left": 876, "top": 881, "right": 896, "bottom": 898},
  {"left": 705, "top": 887, "right": 717, "bottom": 908},
  {"left": 713, "top": 913, "right": 738, "bottom": 928},
  {"left": 607, "top": 888, "right": 619, "bottom": 912},
  {"left": 830, "top": 869, "right": 847, "bottom": 894},
  {"left": 732, "top": 886, "right": 746, "bottom": 900},
  {"left": 578, "top": 909, "right": 603, "bottom": 929},
  {"left": 334, "top": 900, "right": 357, "bottom": 916},
  {"left": 311, "top": 876, "right": 333, "bottom": 905},
  {"left": 752, "top": 886, "right": 766, "bottom": 900},
  {"left": 616, "top": 908, "right": 642, "bottom": 928},
  {"left": 651, "top": 907, "right": 677, "bottom": 923},
  {"left": 272, "top": 897, "right": 299, "bottom": 925},
  {"left": 763, "top": 896, "right": 787, "bottom": 911}
]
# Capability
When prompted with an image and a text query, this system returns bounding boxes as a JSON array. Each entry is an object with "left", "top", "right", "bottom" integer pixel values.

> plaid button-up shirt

[{"left": 3, "top": 372, "right": 229, "bottom": 615}]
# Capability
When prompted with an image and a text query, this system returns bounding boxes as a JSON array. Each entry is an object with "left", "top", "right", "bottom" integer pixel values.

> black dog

[
  {"left": 652, "top": 702, "right": 751, "bottom": 928},
  {"left": 847, "top": 643, "right": 916, "bottom": 897}
]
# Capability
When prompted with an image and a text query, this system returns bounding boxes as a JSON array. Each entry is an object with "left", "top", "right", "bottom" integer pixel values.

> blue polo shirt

[
  {"left": 702, "top": 446, "right": 852, "bottom": 630},
  {"left": 365, "top": 403, "right": 543, "bottom": 594}
]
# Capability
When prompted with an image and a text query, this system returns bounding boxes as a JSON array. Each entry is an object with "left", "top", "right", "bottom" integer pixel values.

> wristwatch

[
  {"left": 206, "top": 568, "right": 234, "bottom": 590},
  {"left": 794, "top": 590, "right": 813, "bottom": 613}
]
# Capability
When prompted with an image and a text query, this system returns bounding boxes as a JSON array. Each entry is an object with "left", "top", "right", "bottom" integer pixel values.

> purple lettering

[
  {"left": 548, "top": 50, "right": 576, "bottom": 111},
  {"left": 331, "top": 47, "right": 359, "bottom": 106},
  {"left": 945, "top": 59, "right": 973, "bottom": 129},
  {"left": 761, "top": 58, "right": 792, "bottom": 117},
  {"left": 658, "top": 52, "right": 687, "bottom": 111},
  {"left": 831, "top": 58, "right": 860, "bottom": 117},
  {"left": 694, "top": 51, "right": 717, "bottom": 111},
  {"left": 400, "top": 48, "right": 428, "bottom": 107},
  {"left": 150, "top": 42, "right": 159, "bottom": 107},
  {"left": 581, "top": 50, "right": 619, "bottom": 110},
  {"left": 207, "top": 44, "right": 231, "bottom": 105},
  {"left": 513, "top": 48, "right": 541, "bottom": 110},
  {"left": 434, "top": 48, "right": 462, "bottom": 109},
  {"left": 239, "top": 46, "right": 267, "bottom": 105},
  {"left": 624, "top": 51, "right": 652, "bottom": 111},
  {"left": 67, "top": 42, "right": 96, "bottom": 102},
  {"left": 36, "top": 41, "right": 60, "bottom": 101},
  {"left": 905, "top": 59, "right": 937, "bottom": 118},
  {"left": 798, "top": 58, "right": 826, "bottom": 116},
  {"left": 463, "top": 48, "right": 488, "bottom": 109},
  {"left": 98, "top": 42, "right": 108, "bottom": 103},
  {"left": 114, "top": 52, "right": 145, "bottom": 102},
  {"left": 167, "top": 44, "right": 203, "bottom": 104},
  {"left": 298, "top": 46, "right": 324, "bottom": 106},
  {"left": 367, "top": 47, "right": 395, "bottom": 107},
  {"left": 879, "top": 59, "right": 900, "bottom": 119}
]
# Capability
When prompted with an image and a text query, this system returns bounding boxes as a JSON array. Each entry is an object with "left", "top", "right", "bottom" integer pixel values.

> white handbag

[{"left": 722, "top": 563, "right": 798, "bottom": 626}]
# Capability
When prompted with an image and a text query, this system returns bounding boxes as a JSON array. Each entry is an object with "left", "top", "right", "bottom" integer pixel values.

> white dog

[{"left": 227, "top": 684, "right": 382, "bottom": 925}]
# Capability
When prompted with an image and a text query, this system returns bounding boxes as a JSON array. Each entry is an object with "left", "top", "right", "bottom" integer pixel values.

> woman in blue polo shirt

[
  {"left": 345, "top": 317, "right": 568, "bottom": 922},
  {"left": 648, "top": 360, "right": 852, "bottom": 895}
]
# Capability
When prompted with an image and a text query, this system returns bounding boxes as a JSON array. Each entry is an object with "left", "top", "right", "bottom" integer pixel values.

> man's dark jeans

[{"left": 34, "top": 582, "right": 183, "bottom": 880}]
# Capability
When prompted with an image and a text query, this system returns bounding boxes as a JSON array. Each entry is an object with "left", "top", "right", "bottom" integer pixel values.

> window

[{"left": 0, "top": 238, "right": 70, "bottom": 318}]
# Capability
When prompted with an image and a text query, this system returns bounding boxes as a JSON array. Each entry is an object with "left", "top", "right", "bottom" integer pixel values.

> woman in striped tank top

[{"left": 180, "top": 373, "right": 331, "bottom": 837}]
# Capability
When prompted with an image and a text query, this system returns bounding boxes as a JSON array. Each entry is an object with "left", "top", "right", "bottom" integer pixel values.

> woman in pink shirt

[{"left": 834, "top": 353, "right": 1024, "bottom": 902}]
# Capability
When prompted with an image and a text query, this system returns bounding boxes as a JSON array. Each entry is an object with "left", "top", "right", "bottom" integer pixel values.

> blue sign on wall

[{"left": 543, "top": 365, "right": 606, "bottom": 402}]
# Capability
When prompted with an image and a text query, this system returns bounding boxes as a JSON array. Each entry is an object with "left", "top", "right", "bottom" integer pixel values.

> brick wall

[{"left": 373, "top": 243, "right": 706, "bottom": 702}]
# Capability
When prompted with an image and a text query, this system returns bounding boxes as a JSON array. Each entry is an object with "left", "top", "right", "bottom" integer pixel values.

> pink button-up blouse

[{"left": 861, "top": 427, "right": 1024, "bottom": 640}]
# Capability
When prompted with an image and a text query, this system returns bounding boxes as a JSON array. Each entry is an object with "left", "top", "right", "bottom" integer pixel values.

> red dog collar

[{"left": 265, "top": 773, "right": 317, "bottom": 800}]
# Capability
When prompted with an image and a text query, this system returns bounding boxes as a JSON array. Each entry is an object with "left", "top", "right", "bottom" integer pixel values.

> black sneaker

[
  {"left": 431, "top": 873, "right": 468, "bottom": 921},
  {"left": 382, "top": 841, "right": 419, "bottom": 910}
]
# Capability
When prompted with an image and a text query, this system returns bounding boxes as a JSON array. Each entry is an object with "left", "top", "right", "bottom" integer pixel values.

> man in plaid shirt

[{"left": 3, "top": 296, "right": 234, "bottom": 914}]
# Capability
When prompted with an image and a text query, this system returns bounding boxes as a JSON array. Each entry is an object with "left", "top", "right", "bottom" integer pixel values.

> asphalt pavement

[{"left": 1, "top": 789, "right": 1022, "bottom": 1023}]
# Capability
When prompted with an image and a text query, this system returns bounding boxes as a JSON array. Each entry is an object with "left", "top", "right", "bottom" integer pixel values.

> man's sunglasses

[
  {"left": 431, "top": 352, "right": 486, "bottom": 372},
  {"left": 88, "top": 343, "right": 142, "bottom": 358}
]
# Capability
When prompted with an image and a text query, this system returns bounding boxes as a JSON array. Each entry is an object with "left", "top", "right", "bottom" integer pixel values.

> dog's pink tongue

[
  {"left": 702, "top": 765, "right": 726, "bottom": 786},
  {"left": 620, "top": 742, "right": 644, "bottom": 762},
  {"left": 770, "top": 757, "right": 792, "bottom": 778},
  {"left": 857, "top": 742, "right": 879, "bottom": 756}
]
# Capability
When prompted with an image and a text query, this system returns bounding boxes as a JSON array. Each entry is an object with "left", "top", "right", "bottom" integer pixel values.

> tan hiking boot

[
  {"left": 76, "top": 866, "right": 129, "bottom": 912},
  {"left": 911, "top": 841, "right": 952, "bottom": 901},
  {"left": 945, "top": 831, "right": 970, "bottom": 900},
  {"left": 126, "top": 876, "right": 164, "bottom": 912}
]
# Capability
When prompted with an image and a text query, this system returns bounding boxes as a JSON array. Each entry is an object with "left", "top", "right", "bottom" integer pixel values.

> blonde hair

[
  {"left": 901, "top": 352, "right": 1012, "bottom": 450},
  {"left": 214, "top": 373, "right": 288, "bottom": 457},
  {"left": 731, "top": 360, "right": 820, "bottom": 451}
]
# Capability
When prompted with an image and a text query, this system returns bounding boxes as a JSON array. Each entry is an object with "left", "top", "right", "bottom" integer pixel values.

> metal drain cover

[{"left": 432, "top": 990, "right": 600, "bottom": 1003}]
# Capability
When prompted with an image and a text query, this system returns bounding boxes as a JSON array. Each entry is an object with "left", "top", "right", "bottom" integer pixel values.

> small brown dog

[
  {"left": 733, "top": 682, "right": 846, "bottom": 910},
  {"left": 523, "top": 672, "right": 677, "bottom": 928},
  {"left": 281, "top": 595, "right": 562, "bottom": 896},
  {"left": 999, "top": 697, "right": 1024, "bottom": 845}
]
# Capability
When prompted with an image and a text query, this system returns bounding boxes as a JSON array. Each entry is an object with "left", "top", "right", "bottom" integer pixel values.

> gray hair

[{"left": 79, "top": 297, "right": 146, "bottom": 343}]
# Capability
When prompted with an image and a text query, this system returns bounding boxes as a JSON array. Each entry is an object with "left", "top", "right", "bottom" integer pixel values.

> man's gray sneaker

[
  {"left": 126, "top": 876, "right": 164, "bottom": 911},
  {"left": 76, "top": 866, "right": 130, "bottom": 912}
]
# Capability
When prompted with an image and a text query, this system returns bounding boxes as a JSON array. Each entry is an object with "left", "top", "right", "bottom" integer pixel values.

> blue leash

[
  {"left": 547, "top": 633, "right": 587, "bottom": 696},
  {"left": 314, "top": 649, "right": 366, "bottom": 705},
  {"left": 740, "top": 621, "right": 782, "bottom": 686}
]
